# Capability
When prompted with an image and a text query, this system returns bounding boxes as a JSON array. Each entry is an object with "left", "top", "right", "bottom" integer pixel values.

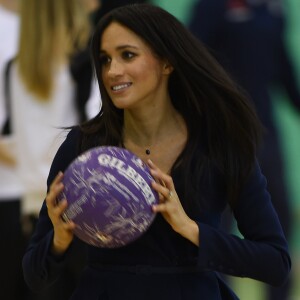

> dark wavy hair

[{"left": 80, "top": 3, "right": 262, "bottom": 208}]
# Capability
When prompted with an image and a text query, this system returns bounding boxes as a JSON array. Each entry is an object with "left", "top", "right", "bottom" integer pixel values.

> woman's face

[{"left": 99, "top": 22, "right": 171, "bottom": 110}]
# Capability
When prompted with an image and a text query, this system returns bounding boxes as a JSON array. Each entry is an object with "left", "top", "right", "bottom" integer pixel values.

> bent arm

[
  {"left": 196, "top": 162, "right": 291, "bottom": 286},
  {"left": 22, "top": 128, "right": 83, "bottom": 291}
]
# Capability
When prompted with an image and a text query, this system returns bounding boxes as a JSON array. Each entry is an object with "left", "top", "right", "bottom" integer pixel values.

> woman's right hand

[{"left": 46, "top": 171, "right": 76, "bottom": 255}]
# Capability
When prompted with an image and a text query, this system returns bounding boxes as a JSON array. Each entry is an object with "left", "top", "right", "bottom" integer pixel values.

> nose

[{"left": 107, "top": 59, "right": 123, "bottom": 77}]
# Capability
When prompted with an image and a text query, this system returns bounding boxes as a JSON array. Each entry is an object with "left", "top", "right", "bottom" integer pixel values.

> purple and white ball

[{"left": 58, "top": 146, "right": 159, "bottom": 248}]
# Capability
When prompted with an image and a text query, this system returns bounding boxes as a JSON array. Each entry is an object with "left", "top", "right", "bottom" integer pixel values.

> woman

[
  {"left": 3, "top": 0, "right": 99, "bottom": 299},
  {"left": 6, "top": 0, "right": 95, "bottom": 217},
  {"left": 23, "top": 4, "right": 291, "bottom": 299}
]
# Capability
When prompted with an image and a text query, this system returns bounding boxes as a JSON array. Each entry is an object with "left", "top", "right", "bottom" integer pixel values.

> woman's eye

[
  {"left": 122, "top": 51, "right": 135, "bottom": 60},
  {"left": 99, "top": 55, "right": 111, "bottom": 65}
]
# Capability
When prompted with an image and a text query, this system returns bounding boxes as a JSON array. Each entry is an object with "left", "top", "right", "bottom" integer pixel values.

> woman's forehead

[{"left": 100, "top": 22, "right": 149, "bottom": 52}]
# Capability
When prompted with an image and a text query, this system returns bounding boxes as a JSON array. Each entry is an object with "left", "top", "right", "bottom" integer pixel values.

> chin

[{"left": 111, "top": 98, "right": 134, "bottom": 109}]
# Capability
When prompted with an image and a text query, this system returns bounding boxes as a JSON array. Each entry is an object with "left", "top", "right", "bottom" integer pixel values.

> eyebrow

[{"left": 100, "top": 45, "right": 139, "bottom": 54}]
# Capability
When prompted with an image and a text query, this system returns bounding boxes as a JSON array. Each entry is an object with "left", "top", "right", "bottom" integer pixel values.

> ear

[{"left": 162, "top": 61, "right": 174, "bottom": 75}]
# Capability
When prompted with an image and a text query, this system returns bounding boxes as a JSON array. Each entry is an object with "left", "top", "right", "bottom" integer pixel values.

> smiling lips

[{"left": 111, "top": 83, "right": 132, "bottom": 92}]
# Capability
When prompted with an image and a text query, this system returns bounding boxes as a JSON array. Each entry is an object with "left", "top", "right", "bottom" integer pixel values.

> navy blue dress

[{"left": 22, "top": 128, "right": 291, "bottom": 299}]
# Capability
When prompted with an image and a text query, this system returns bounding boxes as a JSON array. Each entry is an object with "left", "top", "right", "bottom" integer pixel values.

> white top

[
  {"left": 10, "top": 63, "right": 79, "bottom": 214},
  {"left": 0, "top": 4, "right": 102, "bottom": 207},
  {"left": 0, "top": 5, "right": 21, "bottom": 201},
  {"left": 0, "top": 5, "right": 19, "bottom": 128}
]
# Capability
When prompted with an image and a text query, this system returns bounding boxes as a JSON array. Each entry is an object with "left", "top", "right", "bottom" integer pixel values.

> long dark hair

[{"left": 80, "top": 3, "right": 262, "bottom": 208}]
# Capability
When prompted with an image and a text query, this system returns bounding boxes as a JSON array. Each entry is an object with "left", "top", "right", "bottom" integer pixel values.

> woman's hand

[
  {"left": 147, "top": 160, "right": 199, "bottom": 246},
  {"left": 46, "top": 172, "right": 76, "bottom": 255}
]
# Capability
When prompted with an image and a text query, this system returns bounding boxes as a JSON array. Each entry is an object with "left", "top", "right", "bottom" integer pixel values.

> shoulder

[
  {"left": 46, "top": 127, "right": 82, "bottom": 187},
  {"left": 55, "top": 126, "right": 83, "bottom": 161}
]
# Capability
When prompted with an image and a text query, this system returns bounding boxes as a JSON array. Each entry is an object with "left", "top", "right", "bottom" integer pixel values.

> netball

[{"left": 58, "top": 146, "right": 159, "bottom": 248}]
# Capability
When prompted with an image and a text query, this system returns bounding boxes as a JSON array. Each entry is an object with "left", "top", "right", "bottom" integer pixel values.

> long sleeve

[
  {"left": 196, "top": 161, "right": 291, "bottom": 286},
  {"left": 22, "top": 128, "right": 85, "bottom": 292},
  {"left": 22, "top": 205, "right": 66, "bottom": 291}
]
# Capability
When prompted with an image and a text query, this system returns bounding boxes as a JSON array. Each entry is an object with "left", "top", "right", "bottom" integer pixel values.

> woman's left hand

[{"left": 147, "top": 159, "right": 199, "bottom": 246}]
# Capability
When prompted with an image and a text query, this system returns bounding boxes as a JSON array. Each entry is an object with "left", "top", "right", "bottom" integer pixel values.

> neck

[
  {"left": 122, "top": 107, "right": 186, "bottom": 157},
  {"left": 123, "top": 107, "right": 181, "bottom": 146}
]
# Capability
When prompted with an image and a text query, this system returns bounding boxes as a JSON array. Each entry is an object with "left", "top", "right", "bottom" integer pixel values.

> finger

[
  {"left": 51, "top": 171, "right": 64, "bottom": 187},
  {"left": 148, "top": 161, "right": 174, "bottom": 190},
  {"left": 147, "top": 159, "right": 166, "bottom": 182},
  {"left": 54, "top": 198, "right": 68, "bottom": 214},
  {"left": 52, "top": 204, "right": 75, "bottom": 227},
  {"left": 46, "top": 183, "right": 64, "bottom": 210},
  {"left": 47, "top": 174, "right": 64, "bottom": 208},
  {"left": 48, "top": 172, "right": 64, "bottom": 196},
  {"left": 152, "top": 181, "right": 171, "bottom": 200},
  {"left": 152, "top": 202, "right": 168, "bottom": 213},
  {"left": 147, "top": 159, "right": 159, "bottom": 171},
  {"left": 61, "top": 218, "right": 76, "bottom": 230}
]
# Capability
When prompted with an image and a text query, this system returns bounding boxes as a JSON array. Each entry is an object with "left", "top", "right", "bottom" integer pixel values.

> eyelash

[
  {"left": 122, "top": 51, "right": 136, "bottom": 60},
  {"left": 99, "top": 51, "right": 136, "bottom": 66},
  {"left": 99, "top": 55, "right": 110, "bottom": 66}
]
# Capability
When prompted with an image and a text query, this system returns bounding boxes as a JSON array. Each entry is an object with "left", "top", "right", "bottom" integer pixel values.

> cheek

[{"left": 135, "top": 60, "right": 162, "bottom": 82}]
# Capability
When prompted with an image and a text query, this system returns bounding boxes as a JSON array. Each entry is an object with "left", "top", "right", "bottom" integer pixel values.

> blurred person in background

[
  {"left": 6, "top": 0, "right": 98, "bottom": 235},
  {"left": 189, "top": 0, "right": 300, "bottom": 299},
  {"left": 0, "top": 0, "right": 101, "bottom": 299},
  {"left": 0, "top": 1, "right": 24, "bottom": 300},
  {"left": 0, "top": 0, "right": 19, "bottom": 127}
]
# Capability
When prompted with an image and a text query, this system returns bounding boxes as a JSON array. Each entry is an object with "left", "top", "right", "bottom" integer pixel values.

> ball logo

[
  {"left": 58, "top": 146, "right": 159, "bottom": 248},
  {"left": 97, "top": 153, "right": 157, "bottom": 205}
]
